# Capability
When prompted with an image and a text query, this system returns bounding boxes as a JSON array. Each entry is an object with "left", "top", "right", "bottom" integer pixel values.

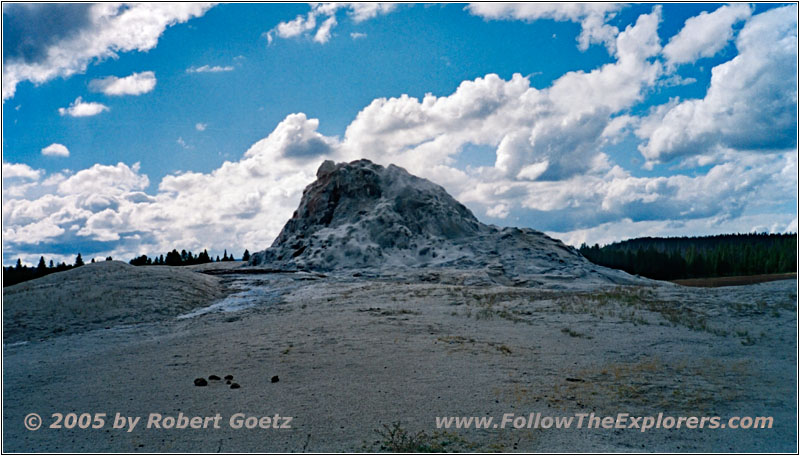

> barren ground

[{"left": 2, "top": 263, "right": 797, "bottom": 452}]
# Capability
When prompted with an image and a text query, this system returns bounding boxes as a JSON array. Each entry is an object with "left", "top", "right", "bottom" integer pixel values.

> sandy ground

[{"left": 2, "top": 265, "right": 797, "bottom": 452}]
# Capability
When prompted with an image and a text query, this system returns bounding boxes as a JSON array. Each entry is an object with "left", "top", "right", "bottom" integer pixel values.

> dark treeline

[
  {"left": 129, "top": 249, "right": 250, "bottom": 266},
  {"left": 3, "top": 253, "right": 100, "bottom": 287},
  {"left": 4, "top": 248, "right": 253, "bottom": 287},
  {"left": 579, "top": 233, "right": 797, "bottom": 280}
]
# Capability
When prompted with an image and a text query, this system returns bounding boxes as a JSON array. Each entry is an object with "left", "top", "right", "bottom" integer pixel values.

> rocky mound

[{"left": 251, "top": 159, "right": 640, "bottom": 285}]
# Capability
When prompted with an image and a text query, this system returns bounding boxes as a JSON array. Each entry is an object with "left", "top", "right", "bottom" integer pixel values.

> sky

[{"left": 2, "top": 2, "right": 797, "bottom": 266}]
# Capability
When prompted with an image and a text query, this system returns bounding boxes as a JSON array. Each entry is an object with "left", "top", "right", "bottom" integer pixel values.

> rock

[
  {"left": 208, "top": 375, "right": 221, "bottom": 381},
  {"left": 226, "top": 380, "right": 231, "bottom": 385},
  {"left": 250, "top": 159, "right": 643, "bottom": 286},
  {"left": 271, "top": 375, "right": 279, "bottom": 383},
  {"left": 224, "top": 374, "right": 233, "bottom": 381},
  {"left": 316, "top": 159, "right": 336, "bottom": 177},
  {"left": 194, "top": 378, "right": 208, "bottom": 387},
  {"left": 230, "top": 383, "right": 240, "bottom": 389}
]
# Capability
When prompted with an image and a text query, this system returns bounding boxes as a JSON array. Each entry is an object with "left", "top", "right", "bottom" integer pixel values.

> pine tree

[
  {"left": 242, "top": 249, "right": 250, "bottom": 261},
  {"left": 165, "top": 249, "right": 182, "bottom": 266},
  {"left": 75, "top": 253, "right": 84, "bottom": 267}
]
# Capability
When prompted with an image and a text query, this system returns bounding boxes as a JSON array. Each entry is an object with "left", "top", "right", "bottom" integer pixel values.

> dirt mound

[{"left": 3, "top": 261, "right": 225, "bottom": 342}]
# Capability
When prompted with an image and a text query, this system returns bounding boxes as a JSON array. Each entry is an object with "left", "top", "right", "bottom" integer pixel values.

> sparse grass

[
  {"left": 370, "top": 422, "right": 479, "bottom": 453},
  {"left": 561, "top": 327, "right": 591, "bottom": 339},
  {"left": 552, "top": 287, "right": 730, "bottom": 336},
  {"left": 475, "top": 307, "right": 495, "bottom": 320},
  {"left": 437, "top": 335, "right": 475, "bottom": 345},
  {"left": 497, "top": 357, "right": 754, "bottom": 415},
  {"left": 358, "top": 307, "right": 421, "bottom": 317},
  {"left": 436, "top": 336, "right": 514, "bottom": 357},
  {"left": 467, "top": 292, "right": 531, "bottom": 324}
]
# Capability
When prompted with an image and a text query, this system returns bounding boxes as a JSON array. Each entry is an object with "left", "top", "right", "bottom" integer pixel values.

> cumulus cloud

[
  {"left": 3, "top": 6, "right": 796, "bottom": 265},
  {"left": 195, "top": 123, "right": 207, "bottom": 131},
  {"left": 638, "top": 5, "right": 797, "bottom": 165},
  {"left": 662, "top": 3, "right": 752, "bottom": 67},
  {"left": 2, "top": 162, "right": 43, "bottom": 180},
  {"left": 186, "top": 65, "right": 234, "bottom": 73},
  {"left": 57, "top": 97, "right": 109, "bottom": 117},
  {"left": 88, "top": 71, "right": 156, "bottom": 96},
  {"left": 2, "top": 3, "right": 214, "bottom": 100},
  {"left": 3, "top": 162, "right": 149, "bottom": 248},
  {"left": 342, "top": 7, "right": 663, "bottom": 183},
  {"left": 266, "top": 3, "right": 396, "bottom": 44},
  {"left": 2, "top": 113, "right": 347, "bottom": 263},
  {"left": 466, "top": 3, "right": 623, "bottom": 52},
  {"left": 41, "top": 143, "right": 70, "bottom": 157},
  {"left": 244, "top": 113, "right": 338, "bottom": 160}
]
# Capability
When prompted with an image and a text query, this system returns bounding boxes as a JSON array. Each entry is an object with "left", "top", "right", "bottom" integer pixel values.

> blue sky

[{"left": 2, "top": 3, "right": 797, "bottom": 265}]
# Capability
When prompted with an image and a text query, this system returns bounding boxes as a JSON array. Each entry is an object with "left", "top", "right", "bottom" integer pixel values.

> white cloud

[
  {"left": 3, "top": 7, "right": 795, "bottom": 266},
  {"left": 41, "top": 143, "right": 70, "bottom": 157},
  {"left": 57, "top": 162, "right": 149, "bottom": 196},
  {"left": 658, "top": 74, "right": 697, "bottom": 88},
  {"left": 638, "top": 5, "right": 797, "bottom": 165},
  {"left": 662, "top": 4, "right": 752, "bottom": 67},
  {"left": 195, "top": 123, "right": 207, "bottom": 131},
  {"left": 177, "top": 137, "right": 192, "bottom": 149},
  {"left": 340, "top": 3, "right": 396, "bottom": 22},
  {"left": 342, "top": 8, "right": 663, "bottom": 183},
  {"left": 314, "top": 16, "right": 337, "bottom": 44},
  {"left": 1, "top": 113, "right": 347, "bottom": 263},
  {"left": 243, "top": 113, "right": 338, "bottom": 160},
  {"left": 2, "top": 3, "right": 214, "bottom": 100},
  {"left": 58, "top": 97, "right": 109, "bottom": 117},
  {"left": 88, "top": 71, "right": 156, "bottom": 96},
  {"left": 270, "top": 11, "right": 317, "bottom": 42},
  {"left": 266, "top": 3, "right": 395, "bottom": 44},
  {"left": 2, "top": 162, "right": 43, "bottom": 180},
  {"left": 3, "top": 162, "right": 149, "bottom": 247},
  {"left": 552, "top": 211, "right": 799, "bottom": 248},
  {"left": 467, "top": 3, "right": 623, "bottom": 52},
  {"left": 350, "top": 32, "right": 367, "bottom": 40},
  {"left": 186, "top": 65, "right": 234, "bottom": 73}
]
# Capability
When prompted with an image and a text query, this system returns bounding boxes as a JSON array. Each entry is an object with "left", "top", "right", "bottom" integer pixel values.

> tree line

[
  {"left": 579, "top": 233, "right": 797, "bottom": 280},
  {"left": 129, "top": 249, "right": 250, "bottom": 266},
  {"left": 4, "top": 248, "right": 253, "bottom": 287},
  {"left": 3, "top": 253, "right": 97, "bottom": 287}
]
